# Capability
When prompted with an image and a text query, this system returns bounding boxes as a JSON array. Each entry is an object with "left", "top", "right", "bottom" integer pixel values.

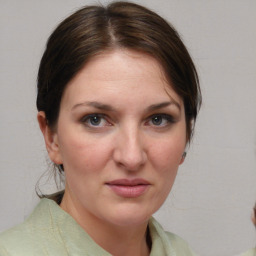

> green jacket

[
  {"left": 0, "top": 199, "right": 197, "bottom": 256},
  {"left": 239, "top": 248, "right": 256, "bottom": 256}
]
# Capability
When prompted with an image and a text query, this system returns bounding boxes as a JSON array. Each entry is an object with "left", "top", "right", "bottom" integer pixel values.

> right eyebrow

[{"left": 71, "top": 101, "right": 114, "bottom": 111}]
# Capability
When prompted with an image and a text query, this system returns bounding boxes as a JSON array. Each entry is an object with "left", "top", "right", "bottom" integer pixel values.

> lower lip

[{"left": 107, "top": 184, "right": 149, "bottom": 198}]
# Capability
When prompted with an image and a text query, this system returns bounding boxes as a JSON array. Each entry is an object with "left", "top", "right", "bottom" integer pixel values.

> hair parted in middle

[{"left": 37, "top": 1, "right": 201, "bottom": 142}]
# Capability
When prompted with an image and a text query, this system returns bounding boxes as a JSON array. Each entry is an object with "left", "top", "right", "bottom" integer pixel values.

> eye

[
  {"left": 81, "top": 114, "right": 110, "bottom": 127},
  {"left": 88, "top": 115, "right": 102, "bottom": 126},
  {"left": 147, "top": 114, "right": 175, "bottom": 127},
  {"left": 151, "top": 115, "right": 164, "bottom": 126}
]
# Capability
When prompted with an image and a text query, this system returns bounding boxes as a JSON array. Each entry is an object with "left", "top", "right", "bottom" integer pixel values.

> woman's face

[{"left": 46, "top": 49, "right": 187, "bottom": 227}]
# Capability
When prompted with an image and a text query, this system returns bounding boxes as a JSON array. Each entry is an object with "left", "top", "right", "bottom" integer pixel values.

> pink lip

[{"left": 106, "top": 179, "right": 150, "bottom": 198}]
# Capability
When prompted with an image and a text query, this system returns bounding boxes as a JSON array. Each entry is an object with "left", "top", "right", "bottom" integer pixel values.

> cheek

[
  {"left": 58, "top": 132, "right": 112, "bottom": 173},
  {"left": 147, "top": 138, "right": 184, "bottom": 212},
  {"left": 149, "top": 135, "right": 185, "bottom": 170}
]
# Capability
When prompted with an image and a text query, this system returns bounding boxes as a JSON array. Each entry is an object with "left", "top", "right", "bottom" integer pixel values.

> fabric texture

[
  {"left": 238, "top": 248, "right": 256, "bottom": 256},
  {"left": 0, "top": 198, "right": 196, "bottom": 256}
]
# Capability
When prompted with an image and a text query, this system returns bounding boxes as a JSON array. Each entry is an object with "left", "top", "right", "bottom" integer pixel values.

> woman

[{"left": 0, "top": 2, "right": 201, "bottom": 255}]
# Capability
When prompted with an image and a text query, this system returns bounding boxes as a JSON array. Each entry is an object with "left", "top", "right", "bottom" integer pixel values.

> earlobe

[
  {"left": 37, "top": 111, "right": 63, "bottom": 165},
  {"left": 179, "top": 152, "right": 186, "bottom": 165}
]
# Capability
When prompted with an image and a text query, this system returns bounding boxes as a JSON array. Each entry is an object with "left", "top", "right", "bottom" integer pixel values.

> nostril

[{"left": 113, "top": 150, "right": 147, "bottom": 171}]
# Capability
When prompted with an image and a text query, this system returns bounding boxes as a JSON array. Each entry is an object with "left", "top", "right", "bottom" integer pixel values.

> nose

[{"left": 113, "top": 127, "right": 147, "bottom": 171}]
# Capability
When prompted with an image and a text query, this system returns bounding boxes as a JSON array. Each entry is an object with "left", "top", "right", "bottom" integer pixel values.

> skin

[{"left": 38, "top": 49, "right": 187, "bottom": 256}]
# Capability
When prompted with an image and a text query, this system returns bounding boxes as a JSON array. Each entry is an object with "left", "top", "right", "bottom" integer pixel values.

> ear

[
  {"left": 37, "top": 111, "right": 63, "bottom": 165},
  {"left": 179, "top": 152, "right": 186, "bottom": 165}
]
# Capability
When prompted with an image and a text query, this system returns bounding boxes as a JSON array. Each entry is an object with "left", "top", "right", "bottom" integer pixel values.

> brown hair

[{"left": 37, "top": 1, "right": 201, "bottom": 143}]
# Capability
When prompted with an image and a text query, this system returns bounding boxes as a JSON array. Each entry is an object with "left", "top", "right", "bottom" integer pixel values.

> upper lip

[{"left": 106, "top": 179, "right": 150, "bottom": 186}]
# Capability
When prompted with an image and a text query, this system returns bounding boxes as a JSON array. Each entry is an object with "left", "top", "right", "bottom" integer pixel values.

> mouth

[{"left": 105, "top": 179, "right": 150, "bottom": 198}]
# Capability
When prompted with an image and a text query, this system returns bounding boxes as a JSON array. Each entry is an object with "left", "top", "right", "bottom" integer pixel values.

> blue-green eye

[
  {"left": 151, "top": 116, "right": 163, "bottom": 125},
  {"left": 89, "top": 115, "right": 102, "bottom": 126},
  {"left": 148, "top": 114, "right": 175, "bottom": 127},
  {"left": 81, "top": 114, "right": 108, "bottom": 127}
]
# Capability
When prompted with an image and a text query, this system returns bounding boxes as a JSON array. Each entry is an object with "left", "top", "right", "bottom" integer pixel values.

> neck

[
  {"left": 96, "top": 225, "right": 150, "bottom": 256},
  {"left": 60, "top": 191, "right": 151, "bottom": 256}
]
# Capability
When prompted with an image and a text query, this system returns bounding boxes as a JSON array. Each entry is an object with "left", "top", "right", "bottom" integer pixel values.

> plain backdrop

[{"left": 0, "top": 1, "right": 255, "bottom": 255}]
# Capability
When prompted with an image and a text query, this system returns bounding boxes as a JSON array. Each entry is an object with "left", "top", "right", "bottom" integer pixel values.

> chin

[
  {"left": 105, "top": 205, "right": 155, "bottom": 227},
  {"left": 111, "top": 215, "right": 150, "bottom": 227}
]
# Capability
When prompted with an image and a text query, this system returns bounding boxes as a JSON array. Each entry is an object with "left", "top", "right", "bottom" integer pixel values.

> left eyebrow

[{"left": 146, "top": 101, "right": 181, "bottom": 112}]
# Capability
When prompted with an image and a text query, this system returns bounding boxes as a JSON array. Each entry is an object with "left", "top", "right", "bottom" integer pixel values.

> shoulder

[
  {"left": 0, "top": 223, "right": 34, "bottom": 256},
  {"left": 0, "top": 199, "right": 67, "bottom": 256}
]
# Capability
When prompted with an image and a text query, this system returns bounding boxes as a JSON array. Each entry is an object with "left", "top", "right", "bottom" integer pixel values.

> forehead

[{"left": 61, "top": 49, "right": 183, "bottom": 108}]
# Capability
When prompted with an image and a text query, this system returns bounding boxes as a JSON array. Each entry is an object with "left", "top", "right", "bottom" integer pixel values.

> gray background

[{"left": 0, "top": 1, "right": 256, "bottom": 255}]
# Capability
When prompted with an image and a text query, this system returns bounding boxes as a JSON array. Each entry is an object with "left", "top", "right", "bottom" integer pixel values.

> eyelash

[
  {"left": 80, "top": 114, "right": 111, "bottom": 128},
  {"left": 80, "top": 113, "right": 175, "bottom": 128},
  {"left": 146, "top": 114, "right": 176, "bottom": 127}
]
